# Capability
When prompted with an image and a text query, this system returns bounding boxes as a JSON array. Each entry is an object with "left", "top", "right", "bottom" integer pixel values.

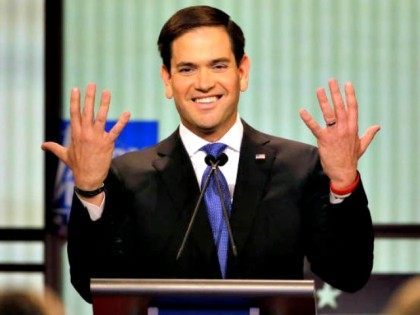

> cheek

[
  {"left": 171, "top": 78, "right": 194, "bottom": 98},
  {"left": 220, "top": 75, "right": 241, "bottom": 92}
]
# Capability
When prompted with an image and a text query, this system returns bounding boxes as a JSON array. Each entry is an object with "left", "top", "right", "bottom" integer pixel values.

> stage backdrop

[{"left": 0, "top": 0, "right": 44, "bottom": 290}]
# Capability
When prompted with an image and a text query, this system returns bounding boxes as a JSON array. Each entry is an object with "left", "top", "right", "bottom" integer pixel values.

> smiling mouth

[{"left": 192, "top": 95, "right": 222, "bottom": 104}]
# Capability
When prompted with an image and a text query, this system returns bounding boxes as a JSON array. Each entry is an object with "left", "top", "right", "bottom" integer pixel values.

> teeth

[{"left": 194, "top": 96, "right": 218, "bottom": 103}]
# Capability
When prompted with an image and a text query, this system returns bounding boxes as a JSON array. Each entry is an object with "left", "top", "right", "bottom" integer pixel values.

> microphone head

[
  {"left": 205, "top": 154, "right": 216, "bottom": 166},
  {"left": 217, "top": 153, "right": 228, "bottom": 166},
  {"left": 204, "top": 153, "right": 228, "bottom": 166}
]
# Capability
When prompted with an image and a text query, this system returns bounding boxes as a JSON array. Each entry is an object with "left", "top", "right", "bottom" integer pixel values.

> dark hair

[{"left": 157, "top": 5, "right": 245, "bottom": 71}]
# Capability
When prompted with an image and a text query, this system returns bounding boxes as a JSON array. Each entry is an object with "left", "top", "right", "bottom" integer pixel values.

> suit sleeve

[
  {"left": 67, "top": 165, "right": 131, "bottom": 303},
  {"left": 302, "top": 153, "right": 374, "bottom": 293}
]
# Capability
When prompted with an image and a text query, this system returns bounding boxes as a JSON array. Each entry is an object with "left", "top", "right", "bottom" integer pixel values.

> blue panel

[{"left": 104, "top": 120, "right": 158, "bottom": 154}]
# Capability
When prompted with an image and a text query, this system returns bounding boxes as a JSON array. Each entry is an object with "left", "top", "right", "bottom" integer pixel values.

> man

[{"left": 42, "top": 6, "right": 380, "bottom": 302}]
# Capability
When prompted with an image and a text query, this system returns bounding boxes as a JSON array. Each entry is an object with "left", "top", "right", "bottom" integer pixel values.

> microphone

[
  {"left": 176, "top": 153, "right": 237, "bottom": 260},
  {"left": 176, "top": 154, "right": 223, "bottom": 260},
  {"left": 204, "top": 153, "right": 228, "bottom": 167}
]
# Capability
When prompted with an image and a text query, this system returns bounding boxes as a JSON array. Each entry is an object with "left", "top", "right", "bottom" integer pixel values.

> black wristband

[{"left": 74, "top": 183, "right": 105, "bottom": 197}]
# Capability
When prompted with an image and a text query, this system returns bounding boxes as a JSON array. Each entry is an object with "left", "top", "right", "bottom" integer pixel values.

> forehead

[{"left": 171, "top": 26, "right": 234, "bottom": 63}]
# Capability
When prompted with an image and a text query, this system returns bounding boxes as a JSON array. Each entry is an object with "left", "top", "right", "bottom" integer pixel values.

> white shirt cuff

[
  {"left": 329, "top": 191, "right": 351, "bottom": 204},
  {"left": 76, "top": 193, "right": 105, "bottom": 221}
]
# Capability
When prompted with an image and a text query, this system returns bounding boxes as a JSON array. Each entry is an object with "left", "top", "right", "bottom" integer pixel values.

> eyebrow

[
  {"left": 209, "top": 58, "right": 230, "bottom": 65},
  {"left": 175, "top": 58, "right": 231, "bottom": 68},
  {"left": 175, "top": 62, "right": 196, "bottom": 69}
]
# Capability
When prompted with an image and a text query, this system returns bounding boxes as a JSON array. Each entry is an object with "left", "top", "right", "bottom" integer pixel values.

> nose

[{"left": 194, "top": 68, "right": 215, "bottom": 92}]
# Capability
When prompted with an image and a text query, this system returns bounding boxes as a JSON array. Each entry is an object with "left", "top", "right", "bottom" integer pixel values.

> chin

[
  {"left": 186, "top": 122, "right": 218, "bottom": 137},
  {"left": 197, "top": 124, "right": 218, "bottom": 134}
]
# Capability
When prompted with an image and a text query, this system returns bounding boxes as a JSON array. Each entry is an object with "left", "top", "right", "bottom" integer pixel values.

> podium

[{"left": 91, "top": 279, "right": 317, "bottom": 315}]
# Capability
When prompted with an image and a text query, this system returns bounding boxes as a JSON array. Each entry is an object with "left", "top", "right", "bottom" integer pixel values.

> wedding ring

[{"left": 326, "top": 120, "right": 337, "bottom": 127}]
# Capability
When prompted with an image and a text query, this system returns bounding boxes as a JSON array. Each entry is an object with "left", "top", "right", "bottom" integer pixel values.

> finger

[
  {"left": 108, "top": 112, "right": 131, "bottom": 142},
  {"left": 82, "top": 83, "right": 96, "bottom": 128},
  {"left": 359, "top": 125, "right": 381, "bottom": 156},
  {"left": 94, "top": 89, "right": 111, "bottom": 131},
  {"left": 345, "top": 82, "right": 358, "bottom": 133},
  {"left": 41, "top": 142, "right": 69, "bottom": 165},
  {"left": 328, "top": 78, "right": 347, "bottom": 123},
  {"left": 299, "top": 108, "right": 322, "bottom": 138},
  {"left": 69, "top": 88, "right": 82, "bottom": 135},
  {"left": 316, "top": 87, "right": 335, "bottom": 125}
]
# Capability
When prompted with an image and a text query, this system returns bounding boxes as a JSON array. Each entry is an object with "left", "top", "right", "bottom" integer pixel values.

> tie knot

[{"left": 201, "top": 143, "right": 227, "bottom": 158}]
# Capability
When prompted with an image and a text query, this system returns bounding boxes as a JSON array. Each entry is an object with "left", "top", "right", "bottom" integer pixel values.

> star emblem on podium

[{"left": 317, "top": 283, "right": 342, "bottom": 309}]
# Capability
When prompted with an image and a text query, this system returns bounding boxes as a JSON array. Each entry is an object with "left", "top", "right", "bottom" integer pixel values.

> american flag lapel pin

[{"left": 255, "top": 153, "right": 266, "bottom": 160}]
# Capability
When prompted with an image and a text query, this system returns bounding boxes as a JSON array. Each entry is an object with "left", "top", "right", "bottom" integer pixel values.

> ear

[
  {"left": 238, "top": 54, "right": 250, "bottom": 92},
  {"left": 160, "top": 65, "right": 173, "bottom": 99}
]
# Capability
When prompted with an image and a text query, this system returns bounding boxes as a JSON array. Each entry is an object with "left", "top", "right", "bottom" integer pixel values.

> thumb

[
  {"left": 359, "top": 125, "right": 381, "bottom": 156},
  {"left": 41, "top": 142, "right": 69, "bottom": 165}
]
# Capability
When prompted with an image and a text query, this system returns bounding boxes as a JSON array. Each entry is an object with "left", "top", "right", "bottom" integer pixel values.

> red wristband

[{"left": 330, "top": 172, "right": 360, "bottom": 195}]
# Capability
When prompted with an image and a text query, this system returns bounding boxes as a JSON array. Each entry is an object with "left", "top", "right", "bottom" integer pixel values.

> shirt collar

[{"left": 179, "top": 115, "right": 243, "bottom": 157}]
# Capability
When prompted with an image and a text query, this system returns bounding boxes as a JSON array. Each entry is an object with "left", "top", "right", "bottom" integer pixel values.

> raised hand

[
  {"left": 299, "top": 79, "right": 380, "bottom": 189},
  {"left": 42, "top": 83, "right": 131, "bottom": 192}
]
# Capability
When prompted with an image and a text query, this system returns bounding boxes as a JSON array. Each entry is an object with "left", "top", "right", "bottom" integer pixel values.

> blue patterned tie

[{"left": 201, "top": 143, "right": 231, "bottom": 278}]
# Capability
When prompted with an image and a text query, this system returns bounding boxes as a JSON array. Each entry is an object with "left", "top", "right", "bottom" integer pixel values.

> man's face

[{"left": 161, "top": 26, "right": 250, "bottom": 141}]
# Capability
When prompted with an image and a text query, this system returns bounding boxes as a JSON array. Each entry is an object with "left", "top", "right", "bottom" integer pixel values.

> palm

[
  {"left": 42, "top": 83, "right": 130, "bottom": 190},
  {"left": 299, "top": 79, "right": 380, "bottom": 188}
]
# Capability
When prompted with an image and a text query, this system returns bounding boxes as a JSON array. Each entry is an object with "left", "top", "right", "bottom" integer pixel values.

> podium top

[
  {"left": 91, "top": 279, "right": 316, "bottom": 315},
  {"left": 91, "top": 278, "right": 315, "bottom": 297}
]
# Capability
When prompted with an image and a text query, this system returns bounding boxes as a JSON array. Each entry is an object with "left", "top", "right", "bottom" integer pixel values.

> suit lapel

[
  {"left": 152, "top": 130, "right": 219, "bottom": 271},
  {"left": 152, "top": 131, "right": 198, "bottom": 212},
  {"left": 230, "top": 122, "right": 275, "bottom": 258}
]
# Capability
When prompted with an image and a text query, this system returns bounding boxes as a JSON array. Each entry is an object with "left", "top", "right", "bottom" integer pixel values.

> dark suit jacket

[{"left": 67, "top": 122, "right": 374, "bottom": 302}]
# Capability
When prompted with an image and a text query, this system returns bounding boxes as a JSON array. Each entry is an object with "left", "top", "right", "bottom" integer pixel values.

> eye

[
  {"left": 178, "top": 66, "right": 196, "bottom": 75},
  {"left": 212, "top": 63, "right": 228, "bottom": 72}
]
